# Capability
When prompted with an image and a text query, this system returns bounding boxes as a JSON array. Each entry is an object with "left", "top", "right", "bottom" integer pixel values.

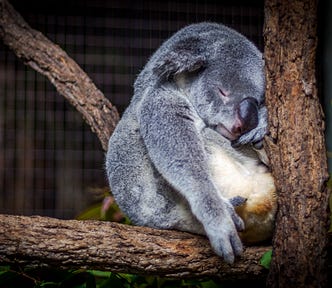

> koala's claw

[
  {"left": 231, "top": 129, "right": 264, "bottom": 147},
  {"left": 253, "top": 140, "right": 264, "bottom": 149},
  {"left": 226, "top": 201, "right": 245, "bottom": 232},
  {"left": 229, "top": 196, "right": 247, "bottom": 207},
  {"left": 208, "top": 226, "right": 243, "bottom": 264}
]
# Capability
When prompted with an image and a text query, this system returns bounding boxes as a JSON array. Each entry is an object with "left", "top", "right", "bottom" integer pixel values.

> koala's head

[
  {"left": 152, "top": 23, "right": 265, "bottom": 142},
  {"left": 188, "top": 38, "right": 265, "bottom": 142}
]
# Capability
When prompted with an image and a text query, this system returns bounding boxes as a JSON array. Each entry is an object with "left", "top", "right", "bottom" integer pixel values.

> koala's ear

[{"left": 153, "top": 36, "right": 207, "bottom": 80}]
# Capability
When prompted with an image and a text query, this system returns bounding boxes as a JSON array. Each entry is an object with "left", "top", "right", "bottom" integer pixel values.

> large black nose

[{"left": 231, "top": 97, "right": 259, "bottom": 136}]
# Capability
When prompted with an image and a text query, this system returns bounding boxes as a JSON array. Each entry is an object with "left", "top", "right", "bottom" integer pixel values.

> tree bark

[
  {"left": 0, "top": 0, "right": 119, "bottom": 151},
  {"left": 264, "top": 0, "right": 329, "bottom": 287},
  {"left": 0, "top": 214, "right": 269, "bottom": 280}
]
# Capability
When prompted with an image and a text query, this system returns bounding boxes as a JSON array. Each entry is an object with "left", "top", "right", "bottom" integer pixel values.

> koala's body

[{"left": 106, "top": 22, "right": 276, "bottom": 264}]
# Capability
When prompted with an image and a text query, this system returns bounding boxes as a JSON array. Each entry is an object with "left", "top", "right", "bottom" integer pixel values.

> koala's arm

[{"left": 139, "top": 89, "right": 244, "bottom": 263}]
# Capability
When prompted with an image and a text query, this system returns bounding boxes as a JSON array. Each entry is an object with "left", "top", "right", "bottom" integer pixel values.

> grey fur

[{"left": 106, "top": 23, "right": 267, "bottom": 264}]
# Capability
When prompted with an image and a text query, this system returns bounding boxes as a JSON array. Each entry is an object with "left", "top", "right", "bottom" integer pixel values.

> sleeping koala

[{"left": 106, "top": 22, "right": 276, "bottom": 264}]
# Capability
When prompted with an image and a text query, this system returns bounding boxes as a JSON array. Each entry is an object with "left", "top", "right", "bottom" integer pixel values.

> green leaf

[
  {"left": 200, "top": 279, "right": 220, "bottom": 288},
  {"left": 38, "top": 281, "right": 59, "bottom": 288},
  {"left": 76, "top": 204, "right": 102, "bottom": 220},
  {"left": 87, "top": 270, "right": 112, "bottom": 279},
  {"left": 260, "top": 250, "right": 273, "bottom": 269},
  {"left": 0, "top": 266, "right": 10, "bottom": 276},
  {"left": 107, "top": 274, "right": 127, "bottom": 288}
]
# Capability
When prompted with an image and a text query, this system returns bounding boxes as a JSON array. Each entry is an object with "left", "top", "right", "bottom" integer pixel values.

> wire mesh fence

[{"left": 0, "top": 0, "right": 264, "bottom": 218}]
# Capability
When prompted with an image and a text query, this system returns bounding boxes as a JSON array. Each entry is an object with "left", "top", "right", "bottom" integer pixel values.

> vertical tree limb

[
  {"left": 0, "top": 0, "right": 119, "bottom": 151},
  {"left": 264, "top": 0, "right": 329, "bottom": 287}
]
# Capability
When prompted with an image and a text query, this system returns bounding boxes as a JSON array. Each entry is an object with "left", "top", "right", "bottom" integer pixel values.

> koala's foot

[{"left": 204, "top": 201, "right": 244, "bottom": 264}]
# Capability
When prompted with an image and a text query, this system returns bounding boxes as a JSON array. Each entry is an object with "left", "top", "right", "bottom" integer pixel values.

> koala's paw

[
  {"left": 205, "top": 202, "right": 244, "bottom": 264},
  {"left": 231, "top": 126, "right": 266, "bottom": 148},
  {"left": 229, "top": 196, "right": 247, "bottom": 207}
]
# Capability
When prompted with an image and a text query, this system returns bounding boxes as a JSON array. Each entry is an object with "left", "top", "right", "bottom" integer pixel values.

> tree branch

[
  {"left": 0, "top": 0, "right": 119, "bottom": 151},
  {"left": 0, "top": 214, "right": 269, "bottom": 280}
]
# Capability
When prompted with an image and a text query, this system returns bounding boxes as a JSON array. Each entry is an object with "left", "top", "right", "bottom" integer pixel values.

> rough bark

[
  {"left": 0, "top": 0, "right": 119, "bottom": 151},
  {"left": 0, "top": 214, "right": 269, "bottom": 280},
  {"left": 264, "top": 0, "right": 330, "bottom": 287}
]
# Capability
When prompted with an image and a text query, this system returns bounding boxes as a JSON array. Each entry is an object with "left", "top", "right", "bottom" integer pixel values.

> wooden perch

[
  {"left": 0, "top": 214, "right": 270, "bottom": 280},
  {"left": 0, "top": 0, "right": 119, "bottom": 151}
]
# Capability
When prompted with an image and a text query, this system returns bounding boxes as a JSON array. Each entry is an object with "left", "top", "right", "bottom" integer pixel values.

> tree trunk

[
  {"left": 0, "top": 214, "right": 269, "bottom": 280},
  {"left": 264, "top": 0, "right": 329, "bottom": 287}
]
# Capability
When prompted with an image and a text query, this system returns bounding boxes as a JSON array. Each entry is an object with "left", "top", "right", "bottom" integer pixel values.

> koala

[{"left": 106, "top": 22, "right": 277, "bottom": 264}]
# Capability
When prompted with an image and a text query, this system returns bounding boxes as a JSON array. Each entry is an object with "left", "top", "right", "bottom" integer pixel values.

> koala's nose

[{"left": 232, "top": 97, "right": 259, "bottom": 136}]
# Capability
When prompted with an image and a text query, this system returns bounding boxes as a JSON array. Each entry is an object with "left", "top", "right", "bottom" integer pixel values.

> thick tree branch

[
  {"left": 0, "top": 214, "right": 269, "bottom": 280},
  {"left": 0, "top": 0, "right": 119, "bottom": 151}
]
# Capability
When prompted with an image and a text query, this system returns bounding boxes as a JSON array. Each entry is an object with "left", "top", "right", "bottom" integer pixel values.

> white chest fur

[
  {"left": 208, "top": 145, "right": 277, "bottom": 243},
  {"left": 209, "top": 146, "right": 274, "bottom": 199}
]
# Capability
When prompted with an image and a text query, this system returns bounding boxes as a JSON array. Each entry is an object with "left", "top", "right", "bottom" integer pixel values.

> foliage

[
  {"left": 0, "top": 265, "right": 235, "bottom": 288},
  {"left": 0, "top": 266, "right": 95, "bottom": 288},
  {"left": 75, "top": 190, "right": 130, "bottom": 224},
  {"left": 0, "top": 265, "right": 270, "bottom": 288},
  {"left": 260, "top": 250, "right": 272, "bottom": 270}
]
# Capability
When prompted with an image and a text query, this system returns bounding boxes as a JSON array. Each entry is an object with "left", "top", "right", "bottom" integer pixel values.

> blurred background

[{"left": 0, "top": 0, "right": 330, "bottom": 219}]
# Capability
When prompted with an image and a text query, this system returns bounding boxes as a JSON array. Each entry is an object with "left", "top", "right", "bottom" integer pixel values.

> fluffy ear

[{"left": 153, "top": 36, "right": 207, "bottom": 80}]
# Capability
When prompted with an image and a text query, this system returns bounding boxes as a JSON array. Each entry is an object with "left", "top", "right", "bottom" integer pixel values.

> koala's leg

[
  {"left": 106, "top": 110, "right": 204, "bottom": 235},
  {"left": 138, "top": 176, "right": 206, "bottom": 235}
]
